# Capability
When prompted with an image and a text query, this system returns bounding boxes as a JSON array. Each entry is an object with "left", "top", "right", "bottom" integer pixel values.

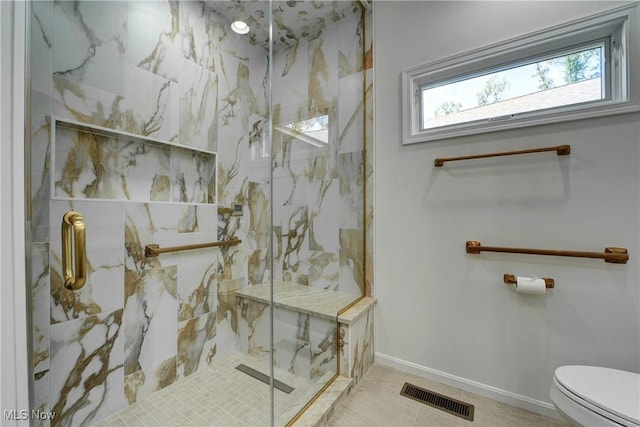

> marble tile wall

[
  {"left": 28, "top": 1, "right": 372, "bottom": 425},
  {"left": 339, "top": 304, "right": 375, "bottom": 386},
  {"left": 247, "top": 6, "right": 370, "bottom": 299},
  {"left": 29, "top": 1, "right": 265, "bottom": 425}
]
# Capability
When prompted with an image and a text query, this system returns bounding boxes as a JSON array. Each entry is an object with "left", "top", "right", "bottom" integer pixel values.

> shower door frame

[{"left": 0, "top": 0, "right": 30, "bottom": 417}]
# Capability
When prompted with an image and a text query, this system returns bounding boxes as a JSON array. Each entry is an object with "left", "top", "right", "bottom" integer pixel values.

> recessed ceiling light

[{"left": 231, "top": 20, "right": 250, "bottom": 35}]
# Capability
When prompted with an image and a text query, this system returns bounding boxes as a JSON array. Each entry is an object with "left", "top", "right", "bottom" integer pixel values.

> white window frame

[{"left": 401, "top": 3, "right": 640, "bottom": 144}]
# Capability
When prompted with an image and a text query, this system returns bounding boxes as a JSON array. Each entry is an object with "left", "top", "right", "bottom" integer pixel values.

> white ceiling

[{"left": 205, "top": 1, "right": 363, "bottom": 51}]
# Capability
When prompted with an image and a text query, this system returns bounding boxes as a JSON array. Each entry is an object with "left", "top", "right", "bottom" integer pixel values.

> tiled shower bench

[{"left": 236, "top": 282, "right": 376, "bottom": 426}]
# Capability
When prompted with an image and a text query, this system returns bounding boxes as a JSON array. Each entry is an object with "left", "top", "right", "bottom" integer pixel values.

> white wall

[{"left": 374, "top": 0, "right": 640, "bottom": 415}]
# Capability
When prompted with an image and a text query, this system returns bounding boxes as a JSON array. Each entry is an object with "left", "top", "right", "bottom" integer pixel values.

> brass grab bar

[
  {"left": 434, "top": 145, "right": 570, "bottom": 167},
  {"left": 503, "top": 274, "right": 554, "bottom": 288},
  {"left": 145, "top": 237, "right": 242, "bottom": 257},
  {"left": 62, "top": 211, "right": 87, "bottom": 290},
  {"left": 466, "top": 240, "right": 628, "bottom": 264}
]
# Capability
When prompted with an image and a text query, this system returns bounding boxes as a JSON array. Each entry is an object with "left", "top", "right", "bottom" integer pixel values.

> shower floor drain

[
  {"left": 235, "top": 364, "right": 294, "bottom": 394},
  {"left": 400, "top": 382, "right": 474, "bottom": 421}
]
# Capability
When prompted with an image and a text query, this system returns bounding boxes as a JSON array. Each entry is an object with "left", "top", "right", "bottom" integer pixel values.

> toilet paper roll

[{"left": 516, "top": 276, "right": 547, "bottom": 294}]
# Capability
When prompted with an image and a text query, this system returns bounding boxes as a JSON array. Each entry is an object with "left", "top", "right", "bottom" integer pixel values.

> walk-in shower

[{"left": 26, "top": 1, "right": 372, "bottom": 425}]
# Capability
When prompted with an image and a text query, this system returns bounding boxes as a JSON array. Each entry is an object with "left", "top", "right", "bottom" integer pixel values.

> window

[{"left": 402, "top": 4, "right": 640, "bottom": 144}]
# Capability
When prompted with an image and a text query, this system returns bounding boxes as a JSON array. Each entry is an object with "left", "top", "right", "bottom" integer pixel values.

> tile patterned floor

[
  {"left": 326, "top": 364, "right": 569, "bottom": 427},
  {"left": 94, "top": 351, "right": 319, "bottom": 427},
  {"left": 95, "top": 359, "right": 569, "bottom": 427}
]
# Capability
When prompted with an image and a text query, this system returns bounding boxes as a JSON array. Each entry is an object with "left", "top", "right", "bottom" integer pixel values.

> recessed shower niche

[{"left": 53, "top": 118, "right": 217, "bottom": 204}]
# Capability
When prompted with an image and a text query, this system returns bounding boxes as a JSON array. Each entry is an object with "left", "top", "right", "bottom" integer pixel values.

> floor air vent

[{"left": 400, "top": 382, "right": 474, "bottom": 421}]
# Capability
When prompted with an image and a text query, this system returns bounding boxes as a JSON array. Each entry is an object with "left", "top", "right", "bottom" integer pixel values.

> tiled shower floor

[{"left": 94, "top": 351, "right": 325, "bottom": 427}]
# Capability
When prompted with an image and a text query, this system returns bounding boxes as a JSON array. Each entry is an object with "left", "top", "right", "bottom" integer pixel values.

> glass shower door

[
  {"left": 267, "top": 0, "right": 368, "bottom": 424},
  {"left": 26, "top": 0, "right": 367, "bottom": 425},
  {"left": 28, "top": 1, "right": 276, "bottom": 425}
]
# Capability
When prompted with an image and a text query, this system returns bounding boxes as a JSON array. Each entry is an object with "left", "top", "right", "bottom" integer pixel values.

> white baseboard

[{"left": 375, "top": 352, "right": 563, "bottom": 421}]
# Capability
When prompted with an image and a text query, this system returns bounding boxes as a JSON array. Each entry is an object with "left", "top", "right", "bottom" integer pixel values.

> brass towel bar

[
  {"left": 145, "top": 237, "right": 242, "bottom": 257},
  {"left": 503, "top": 274, "right": 554, "bottom": 288},
  {"left": 466, "top": 241, "right": 629, "bottom": 264},
  {"left": 434, "top": 145, "right": 570, "bottom": 167}
]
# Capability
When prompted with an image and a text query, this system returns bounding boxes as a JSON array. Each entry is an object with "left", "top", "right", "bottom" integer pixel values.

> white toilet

[{"left": 550, "top": 365, "right": 640, "bottom": 426}]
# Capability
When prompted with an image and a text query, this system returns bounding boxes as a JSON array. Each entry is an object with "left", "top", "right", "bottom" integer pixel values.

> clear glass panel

[
  {"left": 268, "top": 0, "right": 366, "bottom": 424},
  {"left": 26, "top": 0, "right": 366, "bottom": 425},
  {"left": 27, "top": 0, "right": 274, "bottom": 425},
  {"left": 421, "top": 43, "right": 605, "bottom": 129}
]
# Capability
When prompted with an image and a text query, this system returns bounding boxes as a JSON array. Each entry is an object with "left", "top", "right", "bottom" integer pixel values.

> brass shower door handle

[{"left": 62, "top": 211, "right": 87, "bottom": 290}]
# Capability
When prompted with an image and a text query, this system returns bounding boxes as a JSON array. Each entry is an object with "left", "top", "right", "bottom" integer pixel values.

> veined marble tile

[
  {"left": 338, "top": 151, "right": 364, "bottom": 229},
  {"left": 273, "top": 39, "right": 309, "bottom": 110},
  {"left": 31, "top": 114, "right": 51, "bottom": 243},
  {"left": 309, "top": 251, "right": 339, "bottom": 291},
  {"left": 50, "top": 200, "right": 124, "bottom": 250},
  {"left": 33, "top": 370, "right": 50, "bottom": 427},
  {"left": 125, "top": 64, "right": 178, "bottom": 143},
  {"left": 308, "top": 27, "right": 338, "bottom": 117},
  {"left": 338, "top": 10, "right": 365, "bottom": 78},
  {"left": 32, "top": 244, "right": 50, "bottom": 373},
  {"left": 126, "top": 1, "right": 181, "bottom": 82},
  {"left": 310, "top": 315, "right": 338, "bottom": 380},
  {"left": 31, "top": 1, "right": 52, "bottom": 116},
  {"left": 273, "top": 156, "right": 311, "bottom": 208},
  {"left": 216, "top": 279, "right": 243, "bottom": 361},
  {"left": 248, "top": 47, "right": 269, "bottom": 118},
  {"left": 272, "top": 224, "right": 284, "bottom": 267},
  {"left": 224, "top": 224, "right": 250, "bottom": 283},
  {"left": 52, "top": 0, "right": 127, "bottom": 97},
  {"left": 52, "top": 76, "right": 126, "bottom": 131},
  {"left": 276, "top": 308, "right": 310, "bottom": 378},
  {"left": 237, "top": 281, "right": 359, "bottom": 322},
  {"left": 124, "top": 356, "right": 176, "bottom": 405},
  {"left": 124, "top": 203, "right": 175, "bottom": 273},
  {"left": 308, "top": 179, "right": 340, "bottom": 253},
  {"left": 178, "top": 58, "right": 218, "bottom": 151},
  {"left": 238, "top": 297, "right": 266, "bottom": 354},
  {"left": 179, "top": 1, "right": 223, "bottom": 71},
  {"left": 339, "top": 228, "right": 365, "bottom": 296},
  {"left": 248, "top": 117, "right": 269, "bottom": 166},
  {"left": 174, "top": 250, "right": 221, "bottom": 322},
  {"left": 119, "top": 138, "right": 171, "bottom": 202},
  {"left": 49, "top": 309, "right": 125, "bottom": 427},
  {"left": 177, "top": 205, "right": 199, "bottom": 234},
  {"left": 50, "top": 245, "right": 124, "bottom": 325},
  {"left": 217, "top": 53, "right": 250, "bottom": 204},
  {"left": 171, "top": 148, "right": 216, "bottom": 203},
  {"left": 124, "top": 203, "right": 219, "bottom": 273},
  {"left": 345, "top": 306, "right": 374, "bottom": 385},
  {"left": 248, "top": 180, "right": 270, "bottom": 249},
  {"left": 177, "top": 311, "right": 217, "bottom": 379},
  {"left": 55, "top": 122, "right": 172, "bottom": 202},
  {"left": 338, "top": 72, "right": 364, "bottom": 155},
  {"left": 248, "top": 248, "right": 270, "bottom": 287},
  {"left": 282, "top": 206, "right": 310, "bottom": 279},
  {"left": 54, "top": 125, "right": 120, "bottom": 199},
  {"left": 305, "top": 143, "right": 339, "bottom": 186},
  {"left": 177, "top": 204, "right": 218, "bottom": 234},
  {"left": 49, "top": 200, "right": 124, "bottom": 324},
  {"left": 123, "top": 265, "right": 177, "bottom": 376}
]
